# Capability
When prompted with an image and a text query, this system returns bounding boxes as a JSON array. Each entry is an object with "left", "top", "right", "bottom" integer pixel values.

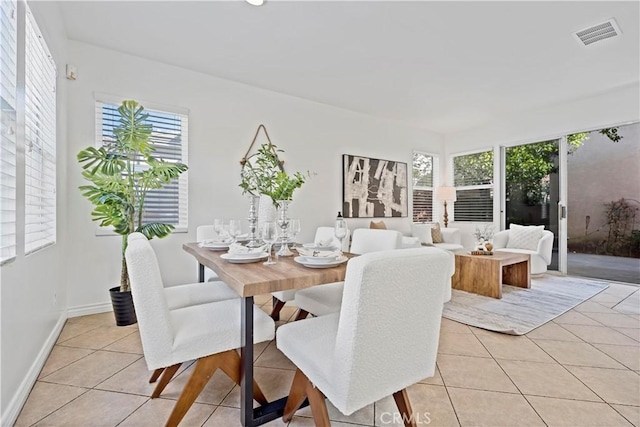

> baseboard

[
  {"left": 1, "top": 312, "right": 67, "bottom": 427},
  {"left": 67, "top": 301, "right": 112, "bottom": 318}
]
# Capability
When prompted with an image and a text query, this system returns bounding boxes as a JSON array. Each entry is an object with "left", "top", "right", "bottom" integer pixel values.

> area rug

[{"left": 442, "top": 275, "right": 609, "bottom": 335}]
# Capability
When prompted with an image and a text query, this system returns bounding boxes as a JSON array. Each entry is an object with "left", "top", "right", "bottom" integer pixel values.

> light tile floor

[{"left": 15, "top": 282, "right": 640, "bottom": 427}]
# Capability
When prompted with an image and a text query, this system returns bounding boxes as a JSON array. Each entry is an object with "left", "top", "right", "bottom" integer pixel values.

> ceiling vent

[{"left": 574, "top": 19, "right": 622, "bottom": 46}]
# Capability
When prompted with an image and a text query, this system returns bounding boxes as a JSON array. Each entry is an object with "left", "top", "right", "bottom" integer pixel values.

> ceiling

[{"left": 57, "top": 1, "right": 639, "bottom": 134}]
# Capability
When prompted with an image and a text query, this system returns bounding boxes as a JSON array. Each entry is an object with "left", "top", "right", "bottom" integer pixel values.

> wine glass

[
  {"left": 334, "top": 218, "right": 348, "bottom": 255},
  {"left": 213, "top": 219, "right": 224, "bottom": 239},
  {"left": 228, "top": 219, "right": 241, "bottom": 244},
  {"left": 261, "top": 221, "right": 278, "bottom": 265},
  {"left": 289, "top": 219, "right": 301, "bottom": 249}
]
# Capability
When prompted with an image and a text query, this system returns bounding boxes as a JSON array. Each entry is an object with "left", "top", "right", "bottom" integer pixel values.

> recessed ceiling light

[{"left": 246, "top": 0, "right": 264, "bottom": 6}]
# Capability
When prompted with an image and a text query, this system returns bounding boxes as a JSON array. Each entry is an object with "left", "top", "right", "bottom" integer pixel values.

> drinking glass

[
  {"left": 334, "top": 218, "right": 348, "bottom": 255},
  {"left": 228, "top": 219, "right": 242, "bottom": 244},
  {"left": 261, "top": 221, "right": 278, "bottom": 265},
  {"left": 289, "top": 219, "right": 301, "bottom": 248},
  {"left": 213, "top": 219, "right": 224, "bottom": 239}
]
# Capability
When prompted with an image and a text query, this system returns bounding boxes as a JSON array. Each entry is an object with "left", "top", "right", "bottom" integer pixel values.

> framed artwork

[{"left": 342, "top": 154, "right": 408, "bottom": 218}]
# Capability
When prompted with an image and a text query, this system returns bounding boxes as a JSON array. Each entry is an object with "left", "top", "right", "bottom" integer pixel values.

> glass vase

[
  {"left": 245, "top": 195, "right": 263, "bottom": 248},
  {"left": 276, "top": 199, "right": 293, "bottom": 257}
]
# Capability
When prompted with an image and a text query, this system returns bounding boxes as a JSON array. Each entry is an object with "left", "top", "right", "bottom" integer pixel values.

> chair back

[
  {"left": 349, "top": 228, "right": 402, "bottom": 255},
  {"left": 314, "top": 226, "right": 350, "bottom": 252},
  {"left": 196, "top": 225, "right": 217, "bottom": 242},
  {"left": 333, "top": 247, "right": 450, "bottom": 414},
  {"left": 125, "top": 232, "right": 174, "bottom": 369}
]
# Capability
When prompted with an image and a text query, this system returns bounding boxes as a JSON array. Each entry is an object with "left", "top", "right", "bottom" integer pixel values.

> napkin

[
  {"left": 227, "top": 243, "right": 266, "bottom": 255},
  {"left": 201, "top": 236, "right": 233, "bottom": 245},
  {"left": 316, "top": 238, "right": 335, "bottom": 248},
  {"left": 296, "top": 247, "right": 342, "bottom": 258}
]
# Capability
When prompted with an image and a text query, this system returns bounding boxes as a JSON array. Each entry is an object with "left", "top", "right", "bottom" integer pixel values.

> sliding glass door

[{"left": 502, "top": 140, "right": 561, "bottom": 271}]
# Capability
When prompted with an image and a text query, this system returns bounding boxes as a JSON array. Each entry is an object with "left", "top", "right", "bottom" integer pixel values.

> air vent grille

[{"left": 574, "top": 19, "right": 621, "bottom": 46}]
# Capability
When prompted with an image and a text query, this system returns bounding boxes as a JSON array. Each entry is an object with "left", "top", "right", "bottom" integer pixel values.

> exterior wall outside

[{"left": 567, "top": 122, "right": 640, "bottom": 250}]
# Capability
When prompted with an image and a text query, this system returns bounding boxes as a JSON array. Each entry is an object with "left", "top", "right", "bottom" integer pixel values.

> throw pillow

[
  {"left": 410, "top": 223, "right": 434, "bottom": 245},
  {"left": 507, "top": 224, "right": 544, "bottom": 251},
  {"left": 370, "top": 220, "right": 387, "bottom": 230},
  {"left": 431, "top": 222, "right": 443, "bottom": 243}
]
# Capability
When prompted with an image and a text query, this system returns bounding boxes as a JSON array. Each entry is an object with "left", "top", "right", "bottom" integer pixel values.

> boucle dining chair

[
  {"left": 277, "top": 247, "right": 451, "bottom": 426},
  {"left": 125, "top": 233, "right": 275, "bottom": 426},
  {"left": 293, "top": 228, "right": 402, "bottom": 319},
  {"left": 270, "top": 226, "right": 351, "bottom": 321},
  {"left": 126, "top": 234, "right": 240, "bottom": 384}
]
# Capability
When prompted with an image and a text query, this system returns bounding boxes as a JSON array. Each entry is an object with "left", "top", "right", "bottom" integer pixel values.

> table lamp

[{"left": 435, "top": 186, "right": 457, "bottom": 228}]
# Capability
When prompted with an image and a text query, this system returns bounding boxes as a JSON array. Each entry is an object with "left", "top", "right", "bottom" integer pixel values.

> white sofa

[
  {"left": 403, "top": 223, "right": 464, "bottom": 252},
  {"left": 493, "top": 228, "right": 554, "bottom": 274}
]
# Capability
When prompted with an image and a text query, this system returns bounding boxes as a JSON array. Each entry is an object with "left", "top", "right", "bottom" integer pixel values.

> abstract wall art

[{"left": 342, "top": 154, "right": 408, "bottom": 218}]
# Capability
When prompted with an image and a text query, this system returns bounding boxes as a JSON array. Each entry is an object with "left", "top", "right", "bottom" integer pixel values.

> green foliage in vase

[
  {"left": 239, "top": 142, "right": 309, "bottom": 205},
  {"left": 77, "top": 100, "right": 188, "bottom": 292}
]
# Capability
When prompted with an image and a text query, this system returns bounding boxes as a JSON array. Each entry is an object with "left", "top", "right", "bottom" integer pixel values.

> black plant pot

[{"left": 109, "top": 286, "right": 137, "bottom": 326}]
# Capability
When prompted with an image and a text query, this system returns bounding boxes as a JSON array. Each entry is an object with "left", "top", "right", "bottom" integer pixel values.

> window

[
  {"left": 452, "top": 150, "right": 493, "bottom": 221},
  {"left": 24, "top": 6, "right": 57, "bottom": 254},
  {"left": 412, "top": 152, "right": 439, "bottom": 222},
  {"left": 0, "top": 0, "right": 17, "bottom": 262},
  {"left": 95, "top": 98, "right": 189, "bottom": 230}
]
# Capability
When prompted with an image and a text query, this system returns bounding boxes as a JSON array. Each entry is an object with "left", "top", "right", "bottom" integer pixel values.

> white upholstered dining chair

[
  {"left": 277, "top": 247, "right": 451, "bottom": 425},
  {"left": 125, "top": 233, "right": 275, "bottom": 426},
  {"left": 270, "top": 226, "right": 351, "bottom": 321},
  {"left": 293, "top": 228, "right": 402, "bottom": 319}
]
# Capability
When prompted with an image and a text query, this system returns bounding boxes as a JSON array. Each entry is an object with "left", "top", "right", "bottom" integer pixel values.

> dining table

[{"left": 182, "top": 242, "right": 350, "bottom": 427}]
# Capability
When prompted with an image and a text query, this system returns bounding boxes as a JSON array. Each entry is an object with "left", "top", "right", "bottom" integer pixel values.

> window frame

[
  {"left": 411, "top": 150, "right": 439, "bottom": 223},
  {"left": 450, "top": 148, "right": 494, "bottom": 223},
  {"left": 23, "top": 3, "right": 57, "bottom": 255},
  {"left": 93, "top": 93, "right": 189, "bottom": 236}
]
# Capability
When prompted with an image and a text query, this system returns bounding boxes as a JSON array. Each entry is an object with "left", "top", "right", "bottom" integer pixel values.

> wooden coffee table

[{"left": 452, "top": 251, "right": 531, "bottom": 299}]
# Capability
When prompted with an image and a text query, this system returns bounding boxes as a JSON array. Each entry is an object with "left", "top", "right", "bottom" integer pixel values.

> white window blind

[
  {"left": 0, "top": 0, "right": 17, "bottom": 262},
  {"left": 95, "top": 100, "right": 189, "bottom": 229},
  {"left": 452, "top": 150, "right": 493, "bottom": 222},
  {"left": 24, "top": 6, "right": 57, "bottom": 254},
  {"left": 412, "top": 152, "right": 439, "bottom": 222}
]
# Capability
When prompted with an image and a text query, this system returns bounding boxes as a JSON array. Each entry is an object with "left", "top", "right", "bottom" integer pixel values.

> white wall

[
  {"left": 442, "top": 82, "right": 640, "bottom": 239},
  {"left": 0, "top": 1, "right": 68, "bottom": 421},
  {"left": 64, "top": 41, "right": 443, "bottom": 311}
]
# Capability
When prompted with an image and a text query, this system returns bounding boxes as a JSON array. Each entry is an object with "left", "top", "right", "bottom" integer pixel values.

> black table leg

[
  {"left": 240, "top": 296, "right": 255, "bottom": 427},
  {"left": 198, "top": 263, "right": 205, "bottom": 283}
]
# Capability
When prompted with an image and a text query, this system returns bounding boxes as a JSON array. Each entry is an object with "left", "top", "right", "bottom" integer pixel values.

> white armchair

[
  {"left": 493, "top": 227, "right": 554, "bottom": 274},
  {"left": 277, "top": 248, "right": 451, "bottom": 424}
]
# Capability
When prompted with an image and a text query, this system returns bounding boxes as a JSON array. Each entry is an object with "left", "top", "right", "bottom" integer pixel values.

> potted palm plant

[{"left": 77, "top": 100, "right": 188, "bottom": 326}]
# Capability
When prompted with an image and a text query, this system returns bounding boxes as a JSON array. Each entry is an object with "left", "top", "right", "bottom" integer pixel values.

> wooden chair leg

[
  {"left": 218, "top": 350, "right": 269, "bottom": 405},
  {"left": 165, "top": 355, "right": 222, "bottom": 427},
  {"left": 283, "top": 369, "right": 311, "bottom": 422},
  {"left": 294, "top": 309, "right": 309, "bottom": 321},
  {"left": 306, "top": 380, "right": 330, "bottom": 427},
  {"left": 149, "top": 368, "right": 164, "bottom": 383},
  {"left": 393, "top": 388, "right": 416, "bottom": 427},
  {"left": 270, "top": 297, "right": 286, "bottom": 321},
  {"left": 151, "top": 364, "right": 181, "bottom": 398}
]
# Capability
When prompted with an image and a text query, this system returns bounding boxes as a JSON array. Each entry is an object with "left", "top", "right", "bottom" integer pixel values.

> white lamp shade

[{"left": 435, "top": 186, "right": 457, "bottom": 202}]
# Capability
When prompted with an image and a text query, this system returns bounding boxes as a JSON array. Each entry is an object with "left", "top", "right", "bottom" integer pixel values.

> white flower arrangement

[{"left": 474, "top": 225, "right": 495, "bottom": 242}]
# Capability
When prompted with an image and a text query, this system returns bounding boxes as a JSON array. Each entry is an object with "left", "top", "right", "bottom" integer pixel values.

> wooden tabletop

[
  {"left": 183, "top": 243, "right": 351, "bottom": 297},
  {"left": 454, "top": 251, "right": 530, "bottom": 265}
]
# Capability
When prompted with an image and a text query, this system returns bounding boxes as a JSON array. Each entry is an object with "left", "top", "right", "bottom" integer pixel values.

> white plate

[
  {"left": 302, "top": 243, "right": 338, "bottom": 251},
  {"left": 199, "top": 242, "right": 230, "bottom": 250},
  {"left": 226, "top": 250, "right": 268, "bottom": 259},
  {"left": 294, "top": 256, "right": 348, "bottom": 269},
  {"left": 221, "top": 253, "right": 269, "bottom": 263},
  {"left": 299, "top": 255, "right": 341, "bottom": 264}
]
